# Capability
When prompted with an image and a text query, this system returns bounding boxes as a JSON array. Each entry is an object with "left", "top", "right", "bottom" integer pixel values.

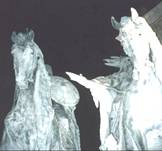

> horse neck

[
  {"left": 131, "top": 59, "right": 162, "bottom": 94},
  {"left": 33, "top": 59, "right": 52, "bottom": 112},
  {"left": 149, "top": 31, "right": 162, "bottom": 84}
]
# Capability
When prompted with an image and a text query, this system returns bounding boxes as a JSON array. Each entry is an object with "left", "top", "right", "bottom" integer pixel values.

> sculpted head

[
  {"left": 111, "top": 8, "right": 152, "bottom": 64},
  {"left": 11, "top": 30, "right": 43, "bottom": 89}
]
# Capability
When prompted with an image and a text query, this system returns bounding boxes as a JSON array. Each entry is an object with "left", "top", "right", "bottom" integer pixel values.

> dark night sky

[{"left": 0, "top": 0, "right": 161, "bottom": 150}]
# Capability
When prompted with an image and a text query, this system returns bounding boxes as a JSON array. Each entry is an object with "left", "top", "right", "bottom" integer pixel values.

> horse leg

[
  {"left": 117, "top": 108, "right": 126, "bottom": 150},
  {"left": 99, "top": 103, "right": 118, "bottom": 150},
  {"left": 125, "top": 123, "right": 148, "bottom": 150},
  {"left": 115, "top": 94, "right": 127, "bottom": 150},
  {"left": 99, "top": 111, "right": 110, "bottom": 150},
  {"left": 133, "top": 129, "right": 148, "bottom": 150}
]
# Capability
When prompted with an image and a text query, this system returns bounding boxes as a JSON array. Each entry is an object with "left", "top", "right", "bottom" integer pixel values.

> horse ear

[
  {"left": 111, "top": 16, "right": 121, "bottom": 30},
  {"left": 131, "top": 8, "right": 139, "bottom": 21},
  {"left": 11, "top": 32, "right": 17, "bottom": 43},
  {"left": 28, "top": 30, "right": 35, "bottom": 41}
]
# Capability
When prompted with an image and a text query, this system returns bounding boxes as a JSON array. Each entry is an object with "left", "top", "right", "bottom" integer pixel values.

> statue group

[{"left": 1, "top": 8, "right": 162, "bottom": 150}]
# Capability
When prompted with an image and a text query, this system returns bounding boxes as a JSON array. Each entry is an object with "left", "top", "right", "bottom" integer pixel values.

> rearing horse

[{"left": 111, "top": 8, "right": 162, "bottom": 150}]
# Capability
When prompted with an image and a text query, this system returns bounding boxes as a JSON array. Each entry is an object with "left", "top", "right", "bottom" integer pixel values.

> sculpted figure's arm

[
  {"left": 66, "top": 72, "right": 108, "bottom": 108},
  {"left": 66, "top": 72, "right": 117, "bottom": 150}
]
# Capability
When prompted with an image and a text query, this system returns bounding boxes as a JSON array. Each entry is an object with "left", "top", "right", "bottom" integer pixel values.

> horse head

[
  {"left": 11, "top": 29, "right": 43, "bottom": 89},
  {"left": 111, "top": 8, "right": 153, "bottom": 65}
]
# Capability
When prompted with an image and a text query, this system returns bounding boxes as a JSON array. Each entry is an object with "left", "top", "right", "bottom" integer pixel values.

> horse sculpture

[
  {"left": 0, "top": 30, "right": 80, "bottom": 150},
  {"left": 67, "top": 8, "right": 162, "bottom": 150},
  {"left": 111, "top": 8, "right": 162, "bottom": 150}
]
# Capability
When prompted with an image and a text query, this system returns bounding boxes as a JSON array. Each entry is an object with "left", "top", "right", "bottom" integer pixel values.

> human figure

[{"left": 66, "top": 56, "right": 133, "bottom": 150}]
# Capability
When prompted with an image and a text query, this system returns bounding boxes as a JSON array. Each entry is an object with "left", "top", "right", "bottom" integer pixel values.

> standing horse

[
  {"left": 0, "top": 30, "right": 80, "bottom": 150},
  {"left": 111, "top": 8, "right": 162, "bottom": 150}
]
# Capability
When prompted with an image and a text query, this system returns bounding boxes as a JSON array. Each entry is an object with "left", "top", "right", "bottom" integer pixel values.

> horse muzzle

[{"left": 16, "top": 77, "right": 28, "bottom": 89}]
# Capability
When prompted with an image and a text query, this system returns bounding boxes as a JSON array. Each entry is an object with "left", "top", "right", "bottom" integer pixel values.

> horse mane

[{"left": 104, "top": 56, "right": 133, "bottom": 72}]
